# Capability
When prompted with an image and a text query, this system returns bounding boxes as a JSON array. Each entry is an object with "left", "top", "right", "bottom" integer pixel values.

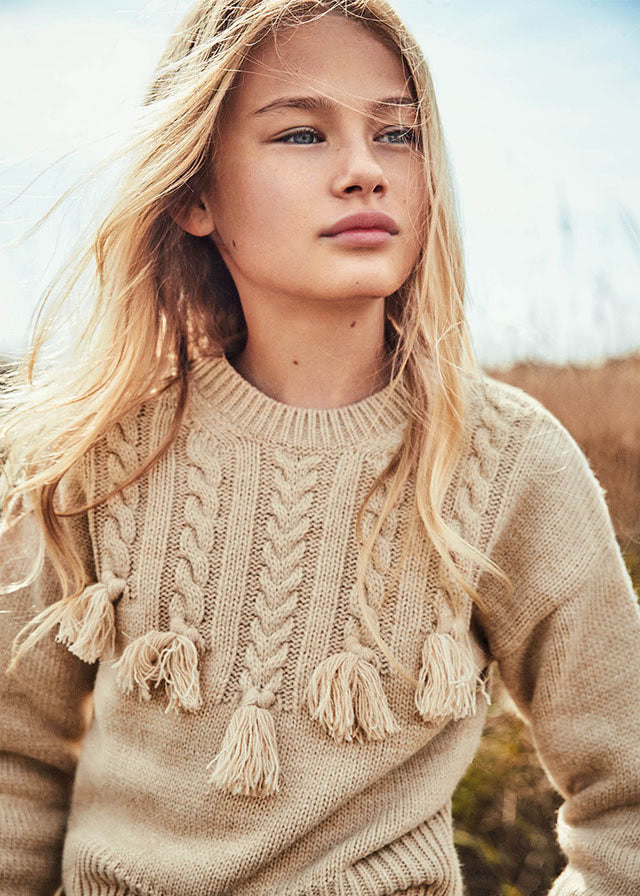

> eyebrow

[{"left": 252, "top": 94, "right": 417, "bottom": 117}]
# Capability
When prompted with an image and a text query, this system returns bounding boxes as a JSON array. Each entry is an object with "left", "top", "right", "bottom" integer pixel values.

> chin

[
  {"left": 346, "top": 277, "right": 407, "bottom": 299},
  {"left": 325, "top": 270, "right": 405, "bottom": 296}
]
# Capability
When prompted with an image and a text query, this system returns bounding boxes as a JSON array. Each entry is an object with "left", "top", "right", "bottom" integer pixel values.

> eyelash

[{"left": 275, "top": 127, "right": 420, "bottom": 147}]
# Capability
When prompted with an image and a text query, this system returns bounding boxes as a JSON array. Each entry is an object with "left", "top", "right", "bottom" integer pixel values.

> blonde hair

[{"left": 1, "top": 0, "right": 510, "bottom": 678}]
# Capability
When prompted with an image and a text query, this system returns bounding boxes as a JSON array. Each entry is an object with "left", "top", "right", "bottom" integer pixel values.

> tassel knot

[
  {"left": 343, "top": 633, "right": 378, "bottom": 666},
  {"left": 105, "top": 574, "right": 126, "bottom": 602},
  {"left": 242, "top": 685, "right": 276, "bottom": 710},
  {"left": 169, "top": 615, "right": 205, "bottom": 651}
]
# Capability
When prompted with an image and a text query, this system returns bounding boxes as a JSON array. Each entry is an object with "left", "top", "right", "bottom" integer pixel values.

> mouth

[
  {"left": 322, "top": 211, "right": 399, "bottom": 237},
  {"left": 324, "top": 229, "right": 394, "bottom": 248}
]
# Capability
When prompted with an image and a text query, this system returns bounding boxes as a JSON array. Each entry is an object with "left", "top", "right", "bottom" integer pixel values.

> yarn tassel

[
  {"left": 306, "top": 636, "right": 399, "bottom": 744},
  {"left": 415, "top": 620, "right": 479, "bottom": 723},
  {"left": 114, "top": 625, "right": 202, "bottom": 714},
  {"left": 56, "top": 577, "right": 125, "bottom": 663},
  {"left": 158, "top": 635, "right": 202, "bottom": 713},
  {"left": 208, "top": 686, "right": 280, "bottom": 796},
  {"left": 114, "top": 630, "right": 173, "bottom": 701}
]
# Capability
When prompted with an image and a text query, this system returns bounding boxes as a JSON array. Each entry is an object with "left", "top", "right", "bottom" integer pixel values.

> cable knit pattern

[
  {"left": 244, "top": 448, "right": 321, "bottom": 702},
  {"left": 305, "top": 450, "right": 402, "bottom": 746},
  {"left": 208, "top": 448, "right": 321, "bottom": 795},
  {"left": 54, "top": 412, "right": 139, "bottom": 664},
  {"left": 444, "top": 385, "right": 513, "bottom": 627},
  {"left": 169, "top": 426, "right": 221, "bottom": 648},
  {"left": 1, "top": 355, "right": 639, "bottom": 896},
  {"left": 344, "top": 459, "right": 399, "bottom": 679},
  {"left": 102, "top": 414, "right": 139, "bottom": 587},
  {"left": 112, "top": 424, "right": 223, "bottom": 716}
]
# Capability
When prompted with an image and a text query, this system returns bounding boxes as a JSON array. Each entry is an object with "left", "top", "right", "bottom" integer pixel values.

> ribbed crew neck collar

[{"left": 189, "top": 353, "right": 410, "bottom": 450}]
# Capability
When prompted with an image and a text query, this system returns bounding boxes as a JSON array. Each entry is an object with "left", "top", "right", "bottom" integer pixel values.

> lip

[
  {"left": 322, "top": 211, "right": 399, "bottom": 236},
  {"left": 327, "top": 230, "right": 393, "bottom": 248}
]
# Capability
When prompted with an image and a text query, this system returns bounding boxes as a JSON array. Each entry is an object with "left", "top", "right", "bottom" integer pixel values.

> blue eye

[
  {"left": 275, "top": 127, "right": 420, "bottom": 147},
  {"left": 277, "top": 128, "right": 322, "bottom": 145},
  {"left": 378, "top": 128, "right": 420, "bottom": 146}
]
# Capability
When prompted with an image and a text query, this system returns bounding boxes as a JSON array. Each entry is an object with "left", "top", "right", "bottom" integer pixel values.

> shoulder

[
  {"left": 465, "top": 371, "right": 596, "bottom": 477},
  {"left": 88, "top": 377, "right": 185, "bottom": 482},
  {"left": 471, "top": 375, "right": 618, "bottom": 577},
  {"left": 467, "top": 376, "right": 629, "bottom": 661},
  {"left": 466, "top": 370, "right": 563, "bottom": 434},
  {"left": 461, "top": 371, "right": 611, "bottom": 545}
]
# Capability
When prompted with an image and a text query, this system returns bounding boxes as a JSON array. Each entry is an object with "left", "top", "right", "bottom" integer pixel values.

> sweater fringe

[
  {"left": 208, "top": 686, "right": 280, "bottom": 796},
  {"left": 414, "top": 621, "right": 479, "bottom": 723},
  {"left": 306, "top": 637, "right": 399, "bottom": 744},
  {"left": 56, "top": 576, "right": 125, "bottom": 664},
  {"left": 114, "top": 627, "right": 202, "bottom": 714}
]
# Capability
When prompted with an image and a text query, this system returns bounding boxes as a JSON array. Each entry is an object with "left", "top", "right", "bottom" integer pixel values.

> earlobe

[{"left": 169, "top": 195, "right": 216, "bottom": 238}]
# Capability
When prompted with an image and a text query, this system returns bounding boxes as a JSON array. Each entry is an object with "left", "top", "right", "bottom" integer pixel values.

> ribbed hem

[
  {"left": 268, "top": 803, "right": 462, "bottom": 896},
  {"left": 62, "top": 810, "right": 462, "bottom": 896},
  {"left": 189, "top": 353, "right": 410, "bottom": 450},
  {"left": 63, "top": 838, "right": 162, "bottom": 896},
  {"left": 335, "top": 803, "right": 462, "bottom": 896}
]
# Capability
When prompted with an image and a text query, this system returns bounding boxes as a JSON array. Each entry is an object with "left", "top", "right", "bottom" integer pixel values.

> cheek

[{"left": 218, "top": 156, "right": 309, "bottom": 240}]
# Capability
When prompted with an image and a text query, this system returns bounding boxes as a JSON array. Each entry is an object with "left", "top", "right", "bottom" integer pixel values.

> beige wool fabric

[{"left": 1, "top": 353, "right": 639, "bottom": 896}]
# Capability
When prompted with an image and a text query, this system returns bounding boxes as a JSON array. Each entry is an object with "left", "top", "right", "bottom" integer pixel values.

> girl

[{"left": 1, "top": 1, "right": 639, "bottom": 894}]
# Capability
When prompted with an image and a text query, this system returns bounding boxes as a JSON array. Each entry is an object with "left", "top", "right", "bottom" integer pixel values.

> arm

[
  {"left": 0, "top": 468, "right": 98, "bottom": 896},
  {"left": 475, "top": 410, "right": 640, "bottom": 895}
]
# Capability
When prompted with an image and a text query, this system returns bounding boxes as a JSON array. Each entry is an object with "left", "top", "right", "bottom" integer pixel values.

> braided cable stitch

[
  {"left": 349, "top": 454, "right": 399, "bottom": 678},
  {"left": 103, "top": 414, "right": 140, "bottom": 589},
  {"left": 414, "top": 384, "right": 513, "bottom": 724},
  {"left": 169, "top": 425, "right": 221, "bottom": 644},
  {"left": 114, "top": 424, "right": 222, "bottom": 714},
  {"left": 306, "top": 446, "right": 402, "bottom": 744},
  {"left": 208, "top": 448, "right": 322, "bottom": 795}
]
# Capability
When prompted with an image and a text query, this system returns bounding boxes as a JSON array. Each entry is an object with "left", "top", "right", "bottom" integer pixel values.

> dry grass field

[{"left": 487, "top": 354, "right": 640, "bottom": 550}]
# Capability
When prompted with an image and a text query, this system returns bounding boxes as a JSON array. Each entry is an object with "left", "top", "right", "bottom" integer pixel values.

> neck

[{"left": 228, "top": 297, "right": 392, "bottom": 409}]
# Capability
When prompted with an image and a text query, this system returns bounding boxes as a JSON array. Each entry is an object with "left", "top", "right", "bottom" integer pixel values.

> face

[{"left": 191, "top": 12, "right": 427, "bottom": 312}]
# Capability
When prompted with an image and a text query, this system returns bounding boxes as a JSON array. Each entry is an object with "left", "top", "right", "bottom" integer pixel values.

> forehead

[{"left": 229, "top": 13, "right": 410, "bottom": 114}]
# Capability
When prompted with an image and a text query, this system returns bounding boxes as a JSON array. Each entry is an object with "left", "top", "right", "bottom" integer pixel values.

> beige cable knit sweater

[{"left": 1, "top": 353, "right": 639, "bottom": 896}]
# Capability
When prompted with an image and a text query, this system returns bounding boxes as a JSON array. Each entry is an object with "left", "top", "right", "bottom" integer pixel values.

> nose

[{"left": 330, "top": 139, "right": 389, "bottom": 197}]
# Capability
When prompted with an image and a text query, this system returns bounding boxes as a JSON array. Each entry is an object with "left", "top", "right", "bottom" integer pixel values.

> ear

[{"left": 169, "top": 191, "right": 216, "bottom": 238}]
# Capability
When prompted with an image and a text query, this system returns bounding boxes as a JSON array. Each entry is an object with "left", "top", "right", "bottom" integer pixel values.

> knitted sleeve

[
  {"left": 474, "top": 402, "right": 640, "bottom": 895},
  {"left": 0, "top": 462, "right": 98, "bottom": 896}
]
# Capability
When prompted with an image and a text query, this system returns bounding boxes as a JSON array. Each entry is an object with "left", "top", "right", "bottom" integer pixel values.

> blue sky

[{"left": 1, "top": 0, "right": 639, "bottom": 365}]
